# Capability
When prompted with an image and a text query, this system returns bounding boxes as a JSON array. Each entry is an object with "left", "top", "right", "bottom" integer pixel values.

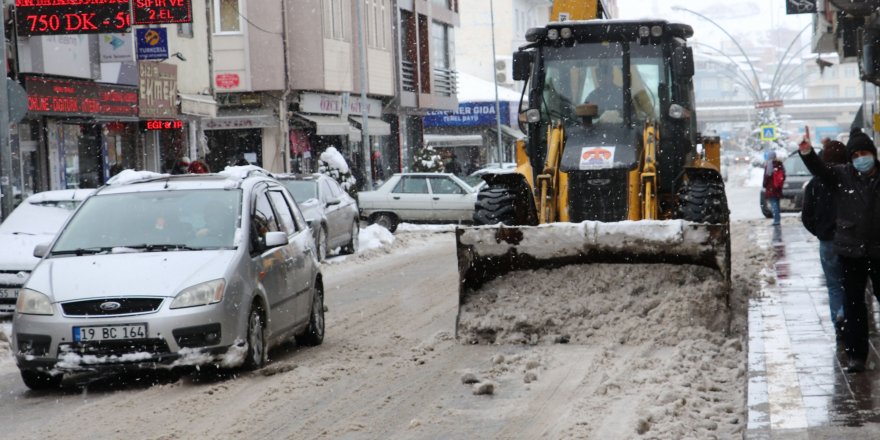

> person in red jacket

[{"left": 762, "top": 151, "right": 786, "bottom": 226}]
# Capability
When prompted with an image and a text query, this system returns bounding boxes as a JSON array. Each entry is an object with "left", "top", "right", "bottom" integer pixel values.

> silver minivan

[{"left": 12, "top": 169, "right": 324, "bottom": 389}]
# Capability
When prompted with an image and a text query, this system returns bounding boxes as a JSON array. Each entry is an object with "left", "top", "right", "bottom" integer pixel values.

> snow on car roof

[{"left": 25, "top": 189, "right": 95, "bottom": 203}]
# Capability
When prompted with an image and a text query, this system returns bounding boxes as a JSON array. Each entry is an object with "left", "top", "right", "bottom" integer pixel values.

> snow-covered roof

[{"left": 457, "top": 71, "right": 524, "bottom": 103}]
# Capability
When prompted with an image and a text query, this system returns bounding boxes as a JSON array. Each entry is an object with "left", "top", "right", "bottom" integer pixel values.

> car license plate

[
  {"left": 0, "top": 288, "right": 18, "bottom": 299},
  {"left": 74, "top": 324, "right": 148, "bottom": 342}
]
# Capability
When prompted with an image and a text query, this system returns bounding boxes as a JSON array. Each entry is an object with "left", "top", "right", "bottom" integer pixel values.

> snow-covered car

[
  {"left": 276, "top": 173, "right": 359, "bottom": 261},
  {"left": 0, "top": 189, "right": 93, "bottom": 317},
  {"left": 463, "top": 164, "right": 519, "bottom": 190},
  {"left": 12, "top": 168, "right": 324, "bottom": 389},
  {"left": 357, "top": 173, "right": 478, "bottom": 232}
]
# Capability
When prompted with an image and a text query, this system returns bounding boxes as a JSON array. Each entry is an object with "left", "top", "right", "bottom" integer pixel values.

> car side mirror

[
  {"left": 33, "top": 243, "right": 50, "bottom": 258},
  {"left": 264, "top": 231, "right": 289, "bottom": 248},
  {"left": 672, "top": 47, "right": 694, "bottom": 78},
  {"left": 512, "top": 50, "right": 533, "bottom": 81},
  {"left": 326, "top": 197, "right": 341, "bottom": 206}
]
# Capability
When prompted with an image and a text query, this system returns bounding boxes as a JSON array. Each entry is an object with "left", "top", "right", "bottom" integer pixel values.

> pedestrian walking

[
  {"left": 763, "top": 151, "right": 786, "bottom": 226},
  {"left": 801, "top": 140, "right": 848, "bottom": 337},
  {"left": 799, "top": 128, "right": 880, "bottom": 372}
]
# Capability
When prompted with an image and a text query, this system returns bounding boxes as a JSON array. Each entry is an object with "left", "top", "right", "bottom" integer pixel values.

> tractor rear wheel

[
  {"left": 677, "top": 178, "right": 729, "bottom": 224},
  {"left": 473, "top": 183, "right": 537, "bottom": 226}
]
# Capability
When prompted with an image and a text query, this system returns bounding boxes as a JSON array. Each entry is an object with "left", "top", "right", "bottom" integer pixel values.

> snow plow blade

[{"left": 455, "top": 220, "right": 731, "bottom": 341}]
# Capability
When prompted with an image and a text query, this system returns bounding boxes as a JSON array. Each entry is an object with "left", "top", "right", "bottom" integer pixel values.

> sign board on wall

[
  {"left": 136, "top": 28, "right": 168, "bottom": 60},
  {"left": 133, "top": 0, "right": 193, "bottom": 24},
  {"left": 14, "top": 0, "right": 132, "bottom": 36},
  {"left": 99, "top": 33, "right": 134, "bottom": 62},
  {"left": 26, "top": 76, "right": 138, "bottom": 117},
  {"left": 17, "top": 34, "right": 98, "bottom": 80},
  {"left": 298, "top": 92, "right": 382, "bottom": 118},
  {"left": 215, "top": 73, "right": 241, "bottom": 89},
  {"left": 138, "top": 62, "right": 178, "bottom": 118},
  {"left": 423, "top": 101, "right": 511, "bottom": 128}
]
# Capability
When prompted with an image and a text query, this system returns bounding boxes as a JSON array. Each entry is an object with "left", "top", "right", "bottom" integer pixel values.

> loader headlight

[
  {"left": 668, "top": 104, "right": 691, "bottom": 120},
  {"left": 525, "top": 109, "right": 542, "bottom": 123},
  {"left": 547, "top": 29, "right": 559, "bottom": 40},
  {"left": 560, "top": 27, "right": 572, "bottom": 39},
  {"left": 638, "top": 26, "right": 650, "bottom": 38},
  {"left": 651, "top": 25, "right": 663, "bottom": 37}
]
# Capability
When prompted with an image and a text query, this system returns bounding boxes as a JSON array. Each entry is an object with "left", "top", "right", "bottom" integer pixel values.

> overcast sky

[{"left": 615, "top": 0, "right": 812, "bottom": 51}]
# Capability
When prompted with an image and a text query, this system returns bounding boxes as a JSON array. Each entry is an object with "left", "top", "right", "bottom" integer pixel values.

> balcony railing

[
  {"left": 433, "top": 68, "right": 457, "bottom": 98},
  {"left": 402, "top": 60, "right": 417, "bottom": 93}
]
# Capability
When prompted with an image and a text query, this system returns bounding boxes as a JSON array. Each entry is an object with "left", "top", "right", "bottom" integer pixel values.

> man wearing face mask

[{"left": 799, "top": 128, "right": 880, "bottom": 373}]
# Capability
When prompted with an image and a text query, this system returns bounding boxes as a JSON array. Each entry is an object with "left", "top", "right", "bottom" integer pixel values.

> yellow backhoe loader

[{"left": 456, "top": 1, "right": 731, "bottom": 340}]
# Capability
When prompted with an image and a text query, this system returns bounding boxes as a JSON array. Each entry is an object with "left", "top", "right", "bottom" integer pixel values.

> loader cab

[{"left": 516, "top": 20, "right": 697, "bottom": 216}]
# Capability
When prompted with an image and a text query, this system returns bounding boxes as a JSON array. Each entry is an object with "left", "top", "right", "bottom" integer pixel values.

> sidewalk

[{"left": 746, "top": 223, "right": 880, "bottom": 439}]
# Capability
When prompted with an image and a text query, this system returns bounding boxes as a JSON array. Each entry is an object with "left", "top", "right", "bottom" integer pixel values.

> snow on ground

[{"left": 395, "top": 223, "right": 457, "bottom": 233}]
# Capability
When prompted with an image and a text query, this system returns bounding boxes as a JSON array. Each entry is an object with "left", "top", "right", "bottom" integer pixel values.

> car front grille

[
  {"left": 58, "top": 339, "right": 171, "bottom": 360},
  {"left": 61, "top": 297, "right": 165, "bottom": 317}
]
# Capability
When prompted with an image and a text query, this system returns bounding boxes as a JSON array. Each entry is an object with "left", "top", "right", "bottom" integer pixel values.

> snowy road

[{"left": 0, "top": 170, "right": 769, "bottom": 438}]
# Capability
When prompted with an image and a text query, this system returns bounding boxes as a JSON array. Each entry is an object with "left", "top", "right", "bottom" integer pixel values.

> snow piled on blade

[
  {"left": 457, "top": 263, "right": 728, "bottom": 345},
  {"left": 107, "top": 170, "right": 168, "bottom": 185}
]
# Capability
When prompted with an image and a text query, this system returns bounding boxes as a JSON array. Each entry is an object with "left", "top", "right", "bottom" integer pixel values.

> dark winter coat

[
  {"left": 762, "top": 160, "right": 785, "bottom": 198},
  {"left": 801, "top": 176, "right": 837, "bottom": 242},
  {"left": 800, "top": 149, "right": 880, "bottom": 258}
]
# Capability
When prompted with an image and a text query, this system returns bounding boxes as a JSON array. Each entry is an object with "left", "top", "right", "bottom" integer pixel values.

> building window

[
  {"left": 365, "top": 0, "right": 390, "bottom": 49},
  {"left": 845, "top": 86, "right": 857, "bottom": 97},
  {"left": 431, "top": 0, "right": 451, "bottom": 10},
  {"left": 214, "top": 0, "right": 242, "bottom": 33},
  {"left": 431, "top": 21, "right": 454, "bottom": 69},
  {"left": 323, "top": 0, "right": 350, "bottom": 41}
]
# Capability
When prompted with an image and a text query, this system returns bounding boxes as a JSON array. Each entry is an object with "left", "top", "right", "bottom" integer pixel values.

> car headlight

[
  {"left": 16, "top": 288, "right": 54, "bottom": 315},
  {"left": 170, "top": 279, "right": 226, "bottom": 309}
]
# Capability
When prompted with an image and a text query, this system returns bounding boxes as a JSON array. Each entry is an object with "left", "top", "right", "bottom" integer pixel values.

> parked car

[
  {"left": 12, "top": 169, "right": 324, "bottom": 389},
  {"left": 276, "top": 174, "right": 359, "bottom": 261},
  {"left": 358, "top": 173, "right": 478, "bottom": 232},
  {"left": 0, "top": 189, "right": 93, "bottom": 317},
  {"left": 760, "top": 154, "right": 812, "bottom": 217}
]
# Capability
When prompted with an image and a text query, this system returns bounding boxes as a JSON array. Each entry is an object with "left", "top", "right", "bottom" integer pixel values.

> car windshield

[
  {"left": 0, "top": 199, "right": 81, "bottom": 235},
  {"left": 51, "top": 189, "right": 242, "bottom": 254},
  {"left": 281, "top": 180, "right": 318, "bottom": 203},
  {"left": 463, "top": 175, "right": 484, "bottom": 188},
  {"left": 783, "top": 155, "right": 811, "bottom": 176}
]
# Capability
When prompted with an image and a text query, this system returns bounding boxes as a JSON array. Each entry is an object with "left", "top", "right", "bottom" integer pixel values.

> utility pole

[
  {"left": 0, "top": 9, "right": 13, "bottom": 220},
  {"left": 490, "top": 0, "right": 503, "bottom": 163},
  {"left": 355, "top": 0, "right": 373, "bottom": 189}
]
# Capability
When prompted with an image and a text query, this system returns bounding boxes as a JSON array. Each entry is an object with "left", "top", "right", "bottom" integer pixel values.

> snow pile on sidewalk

[
  {"left": 359, "top": 224, "right": 395, "bottom": 252},
  {"left": 458, "top": 263, "right": 728, "bottom": 345},
  {"left": 0, "top": 323, "right": 12, "bottom": 368}
]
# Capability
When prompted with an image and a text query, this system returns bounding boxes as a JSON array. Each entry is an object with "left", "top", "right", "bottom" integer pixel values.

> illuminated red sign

[
  {"left": 215, "top": 74, "right": 240, "bottom": 89},
  {"left": 144, "top": 120, "right": 184, "bottom": 130},
  {"left": 25, "top": 76, "right": 138, "bottom": 118},
  {"left": 134, "top": 0, "right": 193, "bottom": 25},
  {"left": 14, "top": 0, "right": 131, "bottom": 36}
]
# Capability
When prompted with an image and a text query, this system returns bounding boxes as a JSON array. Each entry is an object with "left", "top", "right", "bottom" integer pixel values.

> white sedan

[{"left": 357, "top": 173, "right": 477, "bottom": 232}]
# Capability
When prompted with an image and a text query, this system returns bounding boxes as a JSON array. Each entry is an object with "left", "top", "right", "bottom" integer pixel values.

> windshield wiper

[
  {"left": 51, "top": 247, "right": 113, "bottom": 256},
  {"left": 124, "top": 243, "right": 199, "bottom": 252}
]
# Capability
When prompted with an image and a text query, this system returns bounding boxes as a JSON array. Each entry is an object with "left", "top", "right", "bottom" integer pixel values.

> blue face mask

[{"left": 853, "top": 155, "right": 876, "bottom": 173}]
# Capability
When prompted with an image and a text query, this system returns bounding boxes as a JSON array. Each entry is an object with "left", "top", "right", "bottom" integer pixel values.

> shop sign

[
  {"left": 14, "top": 0, "right": 132, "bottom": 37},
  {"left": 99, "top": 33, "right": 134, "bottom": 62},
  {"left": 138, "top": 62, "right": 178, "bottom": 118},
  {"left": 215, "top": 73, "right": 241, "bottom": 89},
  {"left": 136, "top": 28, "right": 169, "bottom": 60},
  {"left": 217, "top": 93, "right": 262, "bottom": 108},
  {"left": 143, "top": 120, "right": 184, "bottom": 130},
  {"left": 423, "top": 101, "right": 510, "bottom": 128},
  {"left": 299, "top": 92, "right": 382, "bottom": 118},
  {"left": 26, "top": 76, "right": 138, "bottom": 117},
  {"left": 134, "top": 0, "right": 193, "bottom": 25},
  {"left": 204, "top": 115, "right": 276, "bottom": 130}
]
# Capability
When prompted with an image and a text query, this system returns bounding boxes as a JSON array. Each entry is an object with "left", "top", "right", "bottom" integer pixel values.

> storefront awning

[
  {"left": 424, "top": 134, "right": 484, "bottom": 148},
  {"left": 292, "top": 113, "right": 352, "bottom": 136},
  {"left": 487, "top": 125, "right": 526, "bottom": 141},
  {"left": 179, "top": 93, "right": 218, "bottom": 118},
  {"left": 349, "top": 116, "right": 391, "bottom": 136}
]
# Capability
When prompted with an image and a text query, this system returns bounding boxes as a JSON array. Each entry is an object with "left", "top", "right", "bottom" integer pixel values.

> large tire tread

[{"left": 677, "top": 178, "right": 729, "bottom": 224}]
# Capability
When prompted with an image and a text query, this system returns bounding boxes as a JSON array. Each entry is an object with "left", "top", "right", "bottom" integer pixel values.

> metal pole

[
  {"left": 490, "top": 0, "right": 503, "bottom": 163},
  {"left": 0, "top": 9, "right": 13, "bottom": 220},
  {"left": 355, "top": 0, "right": 373, "bottom": 189}
]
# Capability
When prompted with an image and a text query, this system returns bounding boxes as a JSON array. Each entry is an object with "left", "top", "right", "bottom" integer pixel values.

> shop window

[{"left": 214, "top": 0, "right": 242, "bottom": 34}]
